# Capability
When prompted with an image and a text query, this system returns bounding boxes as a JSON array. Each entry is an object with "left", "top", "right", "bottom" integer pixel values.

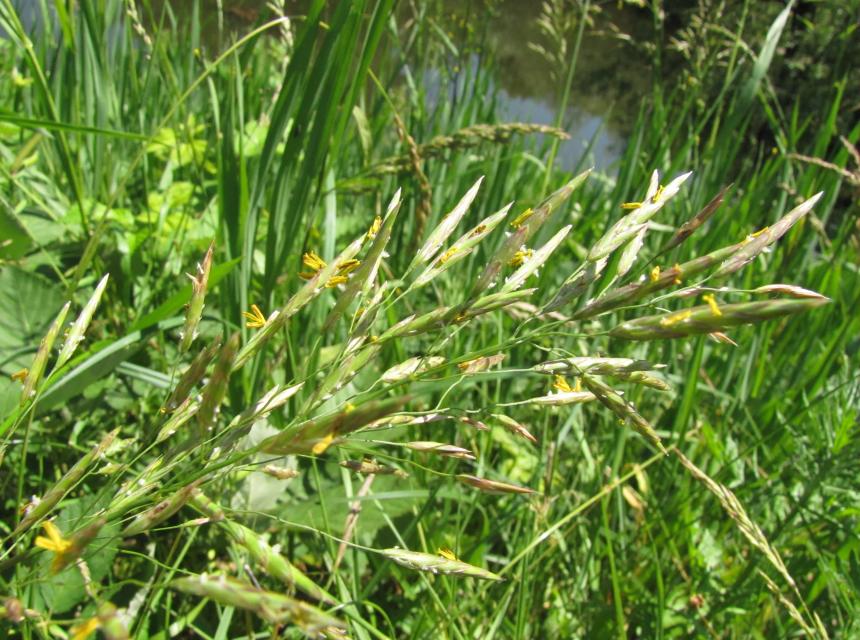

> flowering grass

[{"left": 0, "top": 1, "right": 858, "bottom": 638}]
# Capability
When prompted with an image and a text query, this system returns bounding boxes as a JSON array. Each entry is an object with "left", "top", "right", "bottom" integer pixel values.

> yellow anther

[
  {"left": 241, "top": 304, "right": 267, "bottom": 329},
  {"left": 703, "top": 293, "right": 722, "bottom": 317},
  {"left": 510, "top": 207, "right": 534, "bottom": 229},
  {"left": 660, "top": 310, "right": 693, "bottom": 327}
]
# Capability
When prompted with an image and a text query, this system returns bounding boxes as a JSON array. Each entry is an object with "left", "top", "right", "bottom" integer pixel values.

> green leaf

[
  {"left": 0, "top": 203, "right": 33, "bottom": 259},
  {"left": 0, "top": 267, "right": 64, "bottom": 371}
]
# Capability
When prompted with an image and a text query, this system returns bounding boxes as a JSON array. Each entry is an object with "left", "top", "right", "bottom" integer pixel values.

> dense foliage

[{"left": 1, "top": 1, "right": 858, "bottom": 638}]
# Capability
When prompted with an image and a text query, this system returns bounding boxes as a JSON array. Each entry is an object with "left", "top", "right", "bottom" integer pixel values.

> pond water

[{"left": 198, "top": 1, "right": 653, "bottom": 171}]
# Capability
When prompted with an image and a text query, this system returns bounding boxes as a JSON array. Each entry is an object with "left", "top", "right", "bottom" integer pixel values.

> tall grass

[{"left": 0, "top": 1, "right": 857, "bottom": 638}]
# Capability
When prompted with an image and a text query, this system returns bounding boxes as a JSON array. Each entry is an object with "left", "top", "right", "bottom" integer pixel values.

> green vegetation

[{"left": 1, "top": 1, "right": 858, "bottom": 638}]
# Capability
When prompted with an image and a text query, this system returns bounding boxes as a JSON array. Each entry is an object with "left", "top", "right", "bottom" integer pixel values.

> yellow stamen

[
  {"left": 703, "top": 293, "right": 722, "bottom": 317},
  {"left": 621, "top": 201, "right": 642, "bottom": 210},
  {"left": 660, "top": 310, "right": 693, "bottom": 327},
  {"left": 651, "top": 184, "right": 665, "bottom": 203},
  {"left": 469, "top": 224, "right": 487, "bottom": 238},
  {"left": 649, "top": 265, "right": 661, "bottom": 283},
  {"left": 366, "top": 216, "right": 382, "bottom": 240},
  {"left": 311, "top": 432, "right": 336, "bottom": 455},
  {"left": 336, "top": 259, "right": 361, "bottom": 276},
  {"left": 509, "top": 247, "right": 534, "bottom": 268},
  {"left": 10, "top": 368, "right": 28, "bottom": 382},
  {"left": 70, "top": 617, "right": 100, "bottom": 640},
  {"left": 325, "top": 275, "right": 348, "bottom": 288},
  {"left": 303, "top": 252, "right": 326, "bottom": 270},
  {"left": 672, "top": 263, "right": 683, "bottom": 285},
  {"left": 437, "top": 246, "right": 458, "bottom": 265},
  {"left": 750, "top": 226, "right": 770, "bottom": 238},
  {"left": 241, "top": 304, "right": 267, "bottom": 329},
  {"left": 437, "top": 547, "right": 459, "bottom": 561},
  {"left": 34, "top": 521, "right": 72, "bottom": 554},
  {"left": 509, "top": 207, "right": 534, "bottom": 229},
  {"left": 553, "top": 375, "right": 574, "bottom": 393},
  {"left": 35, "top": 521, "right": 74, "bottom": 572}
]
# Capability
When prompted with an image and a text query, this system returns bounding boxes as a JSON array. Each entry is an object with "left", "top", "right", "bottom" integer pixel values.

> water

[
  {"left": 209, "top": 1, "right": 652, "bottom": 170},
  {"left": 9, "top": 0, "right": 654, "bottom": 171}
]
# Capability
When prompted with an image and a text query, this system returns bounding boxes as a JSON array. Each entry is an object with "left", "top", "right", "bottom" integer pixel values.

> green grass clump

[{"left": 0, "top": 1, "right": 858, "bottom": 638}]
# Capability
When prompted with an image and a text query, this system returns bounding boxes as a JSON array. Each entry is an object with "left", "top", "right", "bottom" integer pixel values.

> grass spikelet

[
  {"left": 171, "top": 574, "right": 346, "bottom": 632},
  {"left": 752, "top": 284, "right": 829, "bottom": 299},
  {"left": 382, "top": 547, "right": 503, "bottom": 581},
  {"left": 520, "top": 389, "right": 597, "bottom": 406},
  {"left": 35, "top": 517, "right": 105, "bottom": 574},
  {"left": 404, "top": 441, "right": 476, "bottom": 460},
  {"left": 191, "top": 493, "right": 336, "bottom": 604},
  {"left": 492, "top": 414, "right": 537, "bottom": 443},
  {"left": 580, "top": 374, "right": 666, "bottom": 453},
  {"left": 381, "top": 356, "right": 445, "bottom": 383},
  {"left": 196, "top": 333, "right": 240, "bottom": 437},
  {"left": 458, "top": 353, "right": 505, "bottom": 374},
  {"left": 713, "top": 192, "right": 823, "bottom": 278},
  {"left": 323, "top": 189, "right": 402, "bottom": 330},
  {"left": 341, "top": 458, "right": 409, "bottom": 477},
  {"left": 122, "top": 480, "right": 201, "bottom": 537},
  {"left": 609, "top": 298, "right": 830, "bottom": 341},
  {"left": 235, "top": 232, "right": 368, "bottom": 370},
  {"left": 589, "top": 171, "right": 692, "bottom": 261},
  {"left": 228, "top": 382, "right": 304, "bottom": 432},
  {"left": 20, "top": 302, "right": 70, "bottom": 402},
  {"left": 661, "top": 184, "right": 730, "bottom": 253},
  {"left": 613, "top": 370, "right": 671, "bottom": 391},
  {"left": 163, "top": 335, "right": 222, "bottom": 412},
  {"left": 571, "top": 242, "right": 743, "bottom": 319},
  {"left": 413, "top": 176, "right": 484, "bottom": 266},
  {"left": 501, "top": 224, "right": 571, "bottom": 293},
  {"left": 55, "top": 274, "right": 110, "bottom": 370},
  {"left": 469, "top": 170, "right": 589, "bottom": 300},
  {"left": 14, "top": 430, "right": 117, "bottom": 535},
  {"left": 262, "top": 465, "right": 300, "bottom": 480},
  {"left": 412, "top": 204, "right": 511, "bottom": 288},
  {"left": 180, "top": 242, "right": 213, "bottom": 353},
  {"left": 456, "top": 474, "right": 536, "bottom": 495},
  {"left": 534, "top": 356, "right": 654, "bottom": 376},
  {"left": 258, "top": 396, "right": 408, "bottom": 455}
]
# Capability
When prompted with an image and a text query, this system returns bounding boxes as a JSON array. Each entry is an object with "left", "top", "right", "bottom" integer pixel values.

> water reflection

[
  {"left": 169, "top": 0, "right": 652, "bottom": 170},
  {"left": 8, "top": 0, "right": 652, "bottom": 170}
]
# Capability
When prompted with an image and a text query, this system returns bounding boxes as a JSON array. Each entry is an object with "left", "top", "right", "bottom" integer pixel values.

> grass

[{"left": 0, "top": 0, "right": 858, "bottom": 638}]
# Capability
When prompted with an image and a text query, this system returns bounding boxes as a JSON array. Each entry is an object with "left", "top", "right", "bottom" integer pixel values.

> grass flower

[
  {"left": 34, "top": 521, "right": 71, "bottom": 554},
  {"left": 703, "top": 293, "right": 723, "bottom": 316},
  {"left": 69, "top": 616, "right": 100, "bottom": 640},
  {"left": 509, "top": 207, "right": 534, "bottom": 229},
  {"left": 241, "top": 304, "right": 267, "bottom": 329},
  {"left": 366, "top": 215, "right": 382, "bottom": 240},
  {"left": 299, "top": 251, "right": 361, "bottom": 287},
  {"left": 299, "top": 251, "right": 327, "bottom": 279},
  {"left": 660, "top": 310, "right": 694, "bottom": 327},
  {"left": 621, "top": 201, "right": 642, "bottom": 210},
  {"left": 509, "top": 247, "right": 534, "bottom": 268}
]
